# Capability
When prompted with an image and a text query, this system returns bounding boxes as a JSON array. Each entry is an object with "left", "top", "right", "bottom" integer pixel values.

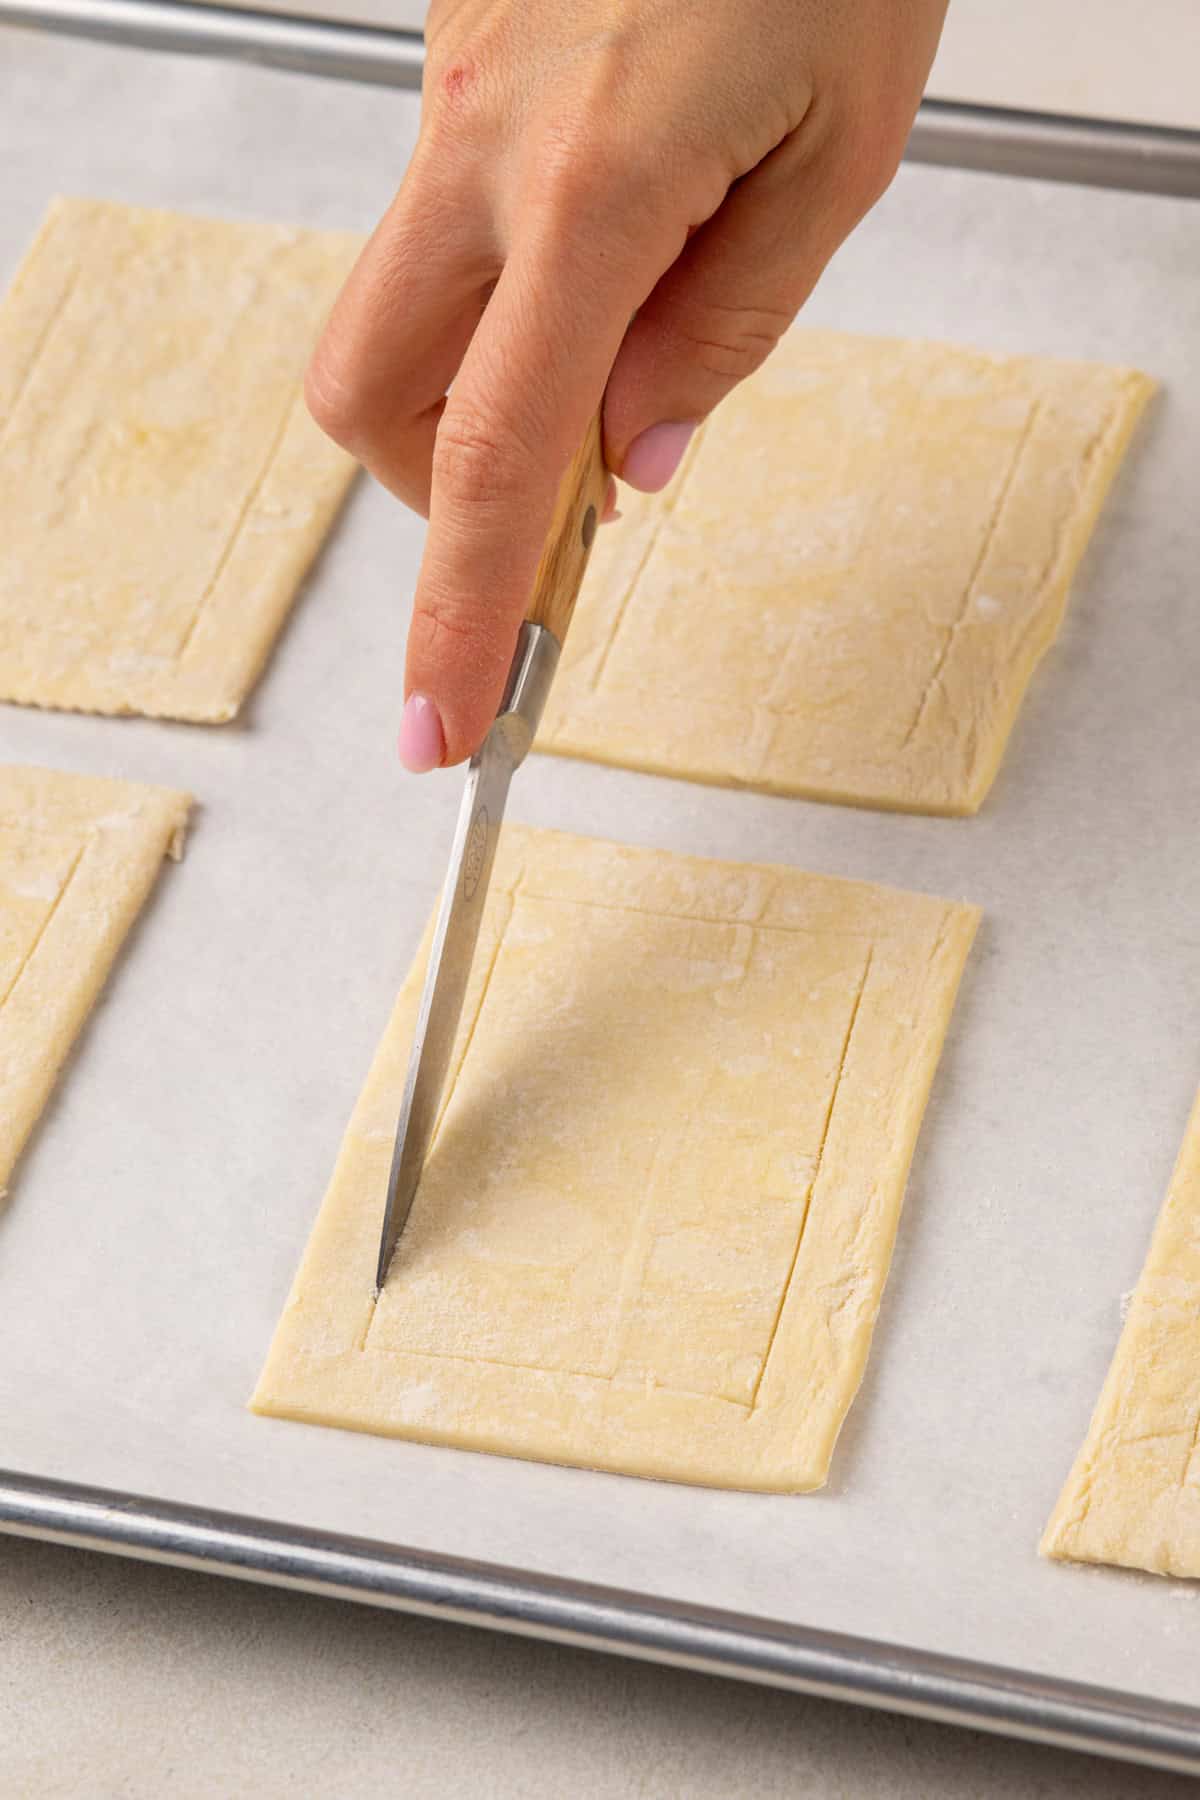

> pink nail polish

[
  {"left": 398, "top": 693, "right": 445, "bottom": 773},
  {"left": 622, "top": 421, "right": 696, "bottom": 494}
]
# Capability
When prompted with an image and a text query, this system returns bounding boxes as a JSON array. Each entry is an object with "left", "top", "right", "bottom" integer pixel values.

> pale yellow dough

[
  {"left": 254, "top": 827, "right": 978, "bottom": 1492},
  {"left": 0, "top": 198, "right": 361, "bottom": 722},
  {"left": 537, "top": 330, "right": 1153, "bottom": 815},
  {"left": 0, "top": 763, "right": 190, "bottom": 1194},
  {"left": 1042, "top": 1089, "right": 1200, "bottom": 1577}
]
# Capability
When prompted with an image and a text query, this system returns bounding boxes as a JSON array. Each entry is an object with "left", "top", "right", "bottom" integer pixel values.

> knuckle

[
  {"left": 837, "top": 108, "right": 910, "bottom": 217},
  {"left": 527, "top": 101, "right": 664, "bottom": 224},
  {"left": 527, "top": 116, "right": 719, "bottom": 260},
  {"left": 531, "top": 114, "right": 614, "bottom": 211},
  {"left": 303, "top": 343, "right": 364, "bottom": 450},
  {"left": 849, "top": 141, "right": 902, "bottom": 215},
  {"left": 432, "top": 408, "right": 531, "bottom": 512},
  {"left": 409, "top": 594, "right": 480, "bottom": 657},
  {"left": 792, "top": 84, "right": 909, "bottom": 227},
  {"left": 679, "top": 305, "right": 791, "bottom": 383}
]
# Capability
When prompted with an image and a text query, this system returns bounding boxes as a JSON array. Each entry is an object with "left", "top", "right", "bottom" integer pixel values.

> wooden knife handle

[{"left": 524, "top": 413, "right": 609, "bottom": 648}]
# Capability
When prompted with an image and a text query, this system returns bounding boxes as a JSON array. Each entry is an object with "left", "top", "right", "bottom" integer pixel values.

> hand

[{"left": 306, "top": 0, "right": 948, "bottom": 769}]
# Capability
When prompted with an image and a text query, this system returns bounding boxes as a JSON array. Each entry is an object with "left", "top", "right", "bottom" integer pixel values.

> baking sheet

[{"left": 1, "top": 20, "right": 1199, "bottom": 1727}]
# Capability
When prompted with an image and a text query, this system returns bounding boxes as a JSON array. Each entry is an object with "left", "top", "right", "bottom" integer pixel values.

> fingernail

[
  {"left": 398, "top": 693, "right": 445, "bottom": 773},
  {"left": 622, "top": 421, "right": 696, "bottom": 493}
]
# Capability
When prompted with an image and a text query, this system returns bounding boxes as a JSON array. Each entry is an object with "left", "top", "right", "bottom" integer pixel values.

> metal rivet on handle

[{"left": 581, "top": 504, "right": 597, "bottom": 550}]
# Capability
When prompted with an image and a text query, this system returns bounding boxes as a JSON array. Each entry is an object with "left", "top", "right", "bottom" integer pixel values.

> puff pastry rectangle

[
  {"left": 254, "top": 827, "right": 978, "bottom": 1492},
  {"left": 0, "top": 198, "right": 361, "bottom": 722},
  {"left": 1042, "top": 1089, "right": 1200, "bottom": 1576},
  {"left": 537, "top": 330, "right": 1152, "bottom": 816},
  {"left": 0, "top": 764, "right": 190, "bottom": 1193}
]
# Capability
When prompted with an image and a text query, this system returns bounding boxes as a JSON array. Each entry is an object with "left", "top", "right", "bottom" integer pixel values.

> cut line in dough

[
  {"left": 0, "top": 198, "right": 362, "bottom": 722},
  {"left": 0, "top": 763, "right": 190, "bottom": 1195},
  {"left": 253, "top": 826, "right": 978, "bottom": 1492},
  {"left": 536, "top": 330, "right": 1153, "bottom": 816},
  {"left": 1042, "top": 1087, "right": 1200, "bottom": 1577}
]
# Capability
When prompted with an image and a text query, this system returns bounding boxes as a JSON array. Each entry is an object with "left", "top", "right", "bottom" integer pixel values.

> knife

[{"left": 375, "top": 415, "right": 609, "bottom": 1293}]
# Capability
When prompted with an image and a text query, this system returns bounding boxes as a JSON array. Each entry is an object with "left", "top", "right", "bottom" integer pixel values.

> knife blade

[{"left": 375, "top": 416, "right": 609, "bottom": 1292}]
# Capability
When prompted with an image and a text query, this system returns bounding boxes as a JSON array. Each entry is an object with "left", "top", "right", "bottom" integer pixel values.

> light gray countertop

[{"left": 1, "top": 1535, "right": 1191, "bottom": 1798}]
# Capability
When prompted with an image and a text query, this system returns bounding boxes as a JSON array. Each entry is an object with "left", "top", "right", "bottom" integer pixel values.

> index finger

[{"left": 405, "top": 221, "right": 665, "bottom": 765}]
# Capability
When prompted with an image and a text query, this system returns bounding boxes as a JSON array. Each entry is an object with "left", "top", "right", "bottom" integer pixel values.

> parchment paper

[{"left": 1, "top": 23, "right": 1199, "bottom": 1710}]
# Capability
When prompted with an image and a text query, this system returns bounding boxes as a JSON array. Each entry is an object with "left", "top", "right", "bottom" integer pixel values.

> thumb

[{"left": 604, "top": 124, "right": 893, "bottom": 490}]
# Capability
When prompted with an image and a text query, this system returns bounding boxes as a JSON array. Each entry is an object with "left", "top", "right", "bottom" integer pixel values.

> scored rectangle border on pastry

[
  {"left": 1042, "top": 1087, "right": 1200, "bottom": 1577},
  {"left": 536, "top": 330, "right": 1153, "bottom": 816},
  {"left": 0, "top": 197, "right": 362, "bottom": 723},
  {"left": 254, "top": 826, "right": 978, "bottom": 1492},
  {"left": 0, "top": 763, "right": 191, "bottom": 1194}
]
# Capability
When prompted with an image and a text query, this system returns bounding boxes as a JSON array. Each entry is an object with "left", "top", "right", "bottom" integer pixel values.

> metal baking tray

[{"left": 1, "top": 10, "right": 1199, "bottom": 1775}]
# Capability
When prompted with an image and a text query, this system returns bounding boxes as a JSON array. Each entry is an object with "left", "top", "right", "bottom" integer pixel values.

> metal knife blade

[
  {"left": 375, "top": 623, "right": 559, "bottom": 1291},
  {"left": 375, "top": 416, "right": 609, "bottom": 1292}
]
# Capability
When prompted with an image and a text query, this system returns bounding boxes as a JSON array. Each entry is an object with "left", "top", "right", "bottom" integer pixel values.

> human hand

[{"left": 306, "top": 0, "right": 948, "bottom": 769}]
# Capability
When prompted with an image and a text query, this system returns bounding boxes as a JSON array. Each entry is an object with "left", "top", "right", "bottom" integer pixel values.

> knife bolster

[{"left": 492, "top": 621, "right": 561, "bottom": 768}]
